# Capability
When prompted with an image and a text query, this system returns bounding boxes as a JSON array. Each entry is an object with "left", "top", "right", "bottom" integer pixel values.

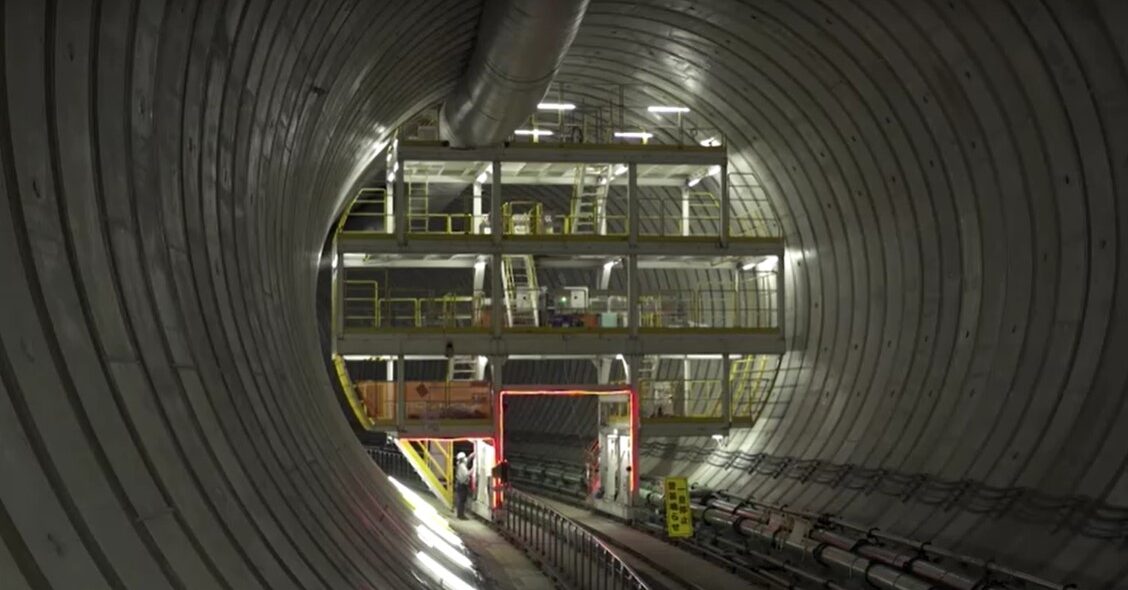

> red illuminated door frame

[{"left": 494, "top": 386, "right": 640, "bottom": 493}]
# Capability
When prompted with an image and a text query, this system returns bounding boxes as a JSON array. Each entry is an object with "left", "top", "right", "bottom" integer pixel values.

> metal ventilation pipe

[{"left": 440, "top": 0, "right": 590, "bottom": 147}]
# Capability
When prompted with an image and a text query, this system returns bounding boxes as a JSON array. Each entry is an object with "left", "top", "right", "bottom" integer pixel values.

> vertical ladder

[
  {"left": 569, "top": 164, "right": 611, "bottom": 235},
  {"left": 447, "top": 356, "right": 478, "bottom": 382},
  {"left": 502, "top": 255, "right": 539, "bottom": 327},
  {"left": 407, "top": 182, "right": 430, "bottom": 232},
  {"left": 394, "top": 438, "right": 455, "bottom": 509}
]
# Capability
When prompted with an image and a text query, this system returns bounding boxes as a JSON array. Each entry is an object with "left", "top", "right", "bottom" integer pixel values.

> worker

[{"left": 455, "top": 451, "right": 474, "bottom": 519}]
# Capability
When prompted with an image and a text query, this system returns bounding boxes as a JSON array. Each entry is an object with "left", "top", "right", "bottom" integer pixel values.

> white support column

[
  {"left": 733, "top": 267, "right": 744, "bottom": 329},
  {"left": 472, "top": 182, "right": 483, "bottom": 234},
  {"left": 681, "top": 186, "right": 690, "bottom": 237},
  {"left": 490, "top": 160, "right": 503, "bottom": 244},
  {"left": 627, "top": 163, "right": 639, "bottom": 244},
  {"left": 394, "top": 157, "right": 407, "bottom": 244},
  {"left": 719, "top": 161, "right": 730, "bottom": 247},
  {"left": 722, "top": 354, "right": 732, "bottom": 425},
  {"left": 491, "top": 253, "right": 503, "bottom": 337}
]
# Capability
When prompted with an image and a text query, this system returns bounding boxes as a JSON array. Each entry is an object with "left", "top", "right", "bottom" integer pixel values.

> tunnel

[{"left": 1, "top": 1, "right": 1125, "bottom": 588}]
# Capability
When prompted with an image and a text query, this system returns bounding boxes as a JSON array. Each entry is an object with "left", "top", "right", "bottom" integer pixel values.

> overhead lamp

[
  {"left": 648, "top": 105, "right": 690, "bottom": 113},
  {"left": 613, "top": 164, "right": 629, "bottom": 176},
  {"left": 514, "top": 129, "right": 554, "bottom": 137},
  {"left": 699, "top": 137, "right": 722, "bottom": 147},
  {"left": 743, "top": 256, "right": 779, "bottom": 272},
  {"left": 614, "top": 131, "right": 653, "bottom": 140},
  {"left": 537, "top": 102, "right": 576, "bottom": 111},
  {"left": 687, "top": 176, "right": 702, "bottom": 188},
  {"left": 708, "top": 164, "right": 722, "bottom": 177},
  {"left": 757, "top": 256, "right": 779, "bottom": 272}
]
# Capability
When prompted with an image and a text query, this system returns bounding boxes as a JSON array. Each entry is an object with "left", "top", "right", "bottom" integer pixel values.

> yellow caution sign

[{"left": 663, "top": 477, "right": 693, "bottom": 538}]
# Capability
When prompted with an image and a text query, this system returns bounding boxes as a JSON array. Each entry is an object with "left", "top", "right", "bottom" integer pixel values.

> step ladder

[
  {"left": 394, "top": 438, "right": 454, "bottom": 509},
  {"left": 407, "top": 182, "right": 430, "bottom": 232},
  {"left": 569, "top": 164, "right": 611, "bottom": 235},
  {"left": 502, "top": 255, "right": 539, "bottom": 327},
  {"left": 730, "top": 355, "right": 771, "bottom": 418},
  {"left": 447, "top": 356, "right": 478, "bottom": 382}
]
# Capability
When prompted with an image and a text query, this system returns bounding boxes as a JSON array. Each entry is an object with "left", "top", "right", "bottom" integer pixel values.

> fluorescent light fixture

[
  {"left": 614, "top": 164, "right": 629, "bottom": 176},
  {"left": 648, "top": 105, "right": 690, "bottom": 113},
  {"left": 756, "top": 256, "right": 779, "bottom": 272},
  {"left": 416, "top": 551, "right": 475, "bottom": 590},
  {"left": 687, "top": 176, "right": 702, "bottom": 188},
  {"left": 708, "top": 165, "right": 722, "bottom": 177},
  {"left": 712, "top": 434, "right": 725, "bottom": 442},
  {"left": 537, "top": 102, "right": 576, "bottom": 111},
  {"left": 700, "top": 136, "right": 721, "bottom": 147},
  {"left": 614, "top": 131, "right": 653, "bottom": 140},
  {"left": 416, "top": 524, "right": 473, "bottom": 570},
  {"left": 514, "top": 129, "right": 554, "bottom": 137}
]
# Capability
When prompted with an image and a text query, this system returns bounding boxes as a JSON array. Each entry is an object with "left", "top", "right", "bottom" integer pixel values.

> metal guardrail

[{"left": 498, "top": 488, "right": 650, "bottom": 590}]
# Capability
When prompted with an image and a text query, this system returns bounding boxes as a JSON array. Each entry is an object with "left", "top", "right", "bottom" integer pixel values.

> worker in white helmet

[{"left": 455, "top": 451, "right": 474, "bottom": 519}]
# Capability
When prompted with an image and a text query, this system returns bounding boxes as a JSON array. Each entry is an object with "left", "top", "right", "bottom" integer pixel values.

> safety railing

[
  {"left": 405, "top": 213, "right": 477, "bottom": 235},
  {"left": 364, "top": 445, "right": 421, "bottom": 484},
  {"left": 637, "top": 379, "right": 725, "bottom": 420},
  {"left": 498, "top": 488, "right": 649, "bottom": 590},
  {"left": 354, "top": 380, "right": 491, "bottom": 423},
  {"left": 639, "top": 288, "right": 778, "bottom": 330},
  {"left": 342, "top": 285, "right": 488, "bottom": 331}
]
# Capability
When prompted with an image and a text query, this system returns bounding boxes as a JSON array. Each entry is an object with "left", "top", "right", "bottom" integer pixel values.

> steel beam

[
  {"left": 398, "top": 140, "right": 727, "bottom": 166},
  {"left": 338, "top": 331, "right": 785, "bottom": 356}
]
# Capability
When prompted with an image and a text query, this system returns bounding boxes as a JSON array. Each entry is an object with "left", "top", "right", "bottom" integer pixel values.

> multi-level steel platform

[{"left": 330, "top": 137, "right": 786, "bottom": 512}]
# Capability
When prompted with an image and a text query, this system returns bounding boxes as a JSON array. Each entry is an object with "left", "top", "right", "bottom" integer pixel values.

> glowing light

[
  {"left": 708, "top": 165, "right": 722, "bottom": 177},
  {"left": 537, "top": 102, "right": 576, "bottom": 111},
  {"left": 613, "top": 164, "right": 628, "bottom": 176},
  {"left": 687, "top": 176, "right": 702, "bottom": 188},
  {"left": 417, "top": 524, "right": 473, "bottom": 570},
  {"left": 699, "top": 137, "right": 721, "bottom": 147},
  {"left": 475, "top": 172, "right": 489, "bottom": 184},
  {"left": 614, "top": 131, "right": 653, "bottom": 140},
  {"left": 756, "top": 256, "right": 779, "bottom": 272},
  {"left": 416, "top": 551, "right": 475, "bottom": 590},
  {"left": 648, "top": 105, "right": 690, "bottom": 113},
  {"left": 514, "top": 129, "right": 554, "bottom": 137}
]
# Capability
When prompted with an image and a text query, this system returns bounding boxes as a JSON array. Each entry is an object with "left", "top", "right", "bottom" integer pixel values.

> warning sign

[{"left": 663, "top": 477, "right": 693, "bottom": 538}]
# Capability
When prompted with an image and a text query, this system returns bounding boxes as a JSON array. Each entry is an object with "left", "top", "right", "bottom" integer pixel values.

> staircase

[
  {"left": 447, "top": 356, "right": 478, "bottom": 382},
  {"left": 730, "top": 355, "right": 770, "bottom": 418},
  {"left": 394, "top": 438, "right": 455, "bottom": 508},
  {"left": 502, "top": 255, "right": 539, "bottom": 327},
  {"left": 569, "top": 164, "right": 611, "bottom": 234}
]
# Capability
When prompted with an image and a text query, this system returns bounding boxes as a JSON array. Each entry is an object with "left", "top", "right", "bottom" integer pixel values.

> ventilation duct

[{"left": 440, "top": 0, "right": 590, "bottom": 147}]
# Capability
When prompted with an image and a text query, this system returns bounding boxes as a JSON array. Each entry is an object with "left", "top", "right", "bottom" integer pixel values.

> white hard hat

[{"left": 456, "top": 452, "right": 467, "bottom": 461}]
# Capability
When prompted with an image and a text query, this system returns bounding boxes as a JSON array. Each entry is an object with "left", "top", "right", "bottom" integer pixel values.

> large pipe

[{"left": 440, "top": 0, "right": 590, "bottom": 147}]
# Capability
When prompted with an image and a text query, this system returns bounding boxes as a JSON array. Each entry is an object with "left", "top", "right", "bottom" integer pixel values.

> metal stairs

[
  {"left": 394, "top": 438, "right": 454, "bottom": 508},
  {"left": 502, "top": 255, "right": 539, "bottom": 327},
  {"left": 730, "top": 355, "right": 771, "bottom": 418},
  {"left": 569, "top": 164, "right": 611, "bottom": 235}
]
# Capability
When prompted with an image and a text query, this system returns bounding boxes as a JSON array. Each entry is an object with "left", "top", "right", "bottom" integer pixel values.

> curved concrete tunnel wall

[{"left": 1, "top": 0, "right": 1126, "bottom": 589}]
